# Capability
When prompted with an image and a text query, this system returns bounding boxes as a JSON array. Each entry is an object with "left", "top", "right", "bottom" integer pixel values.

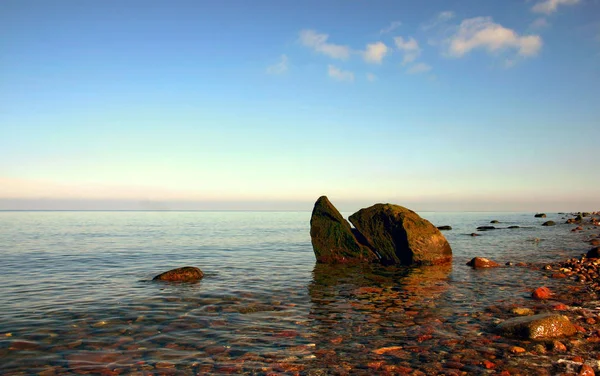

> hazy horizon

[{"left": 2, "top": 1, "right": 599, "bottom": 211}]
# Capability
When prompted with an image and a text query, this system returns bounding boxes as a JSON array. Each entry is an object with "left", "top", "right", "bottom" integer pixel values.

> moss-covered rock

[
  {"left": 309, "top": 196, "right": 377, "bottom": 264},
  {"left": 348, "top": 204, "right": 452, "bottom": 266}
]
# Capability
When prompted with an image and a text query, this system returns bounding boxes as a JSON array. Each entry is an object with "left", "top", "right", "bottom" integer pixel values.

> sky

[{"left": 1, "top": 0, "right": 599, "bottom": 212}]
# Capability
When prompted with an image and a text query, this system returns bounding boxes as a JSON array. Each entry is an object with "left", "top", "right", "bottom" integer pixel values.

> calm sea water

[{"left": 0, "top": 211, "right": 593, "bottom": 375}]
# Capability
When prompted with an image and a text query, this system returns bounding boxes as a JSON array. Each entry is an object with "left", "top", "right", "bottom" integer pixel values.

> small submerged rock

[
  {"left": 496, "top": 313, "right": 577, "bottom": 340},
  {"left": 532, "top": 287, "right": 552, "bottom": 300},
  {"left": 511, "top": 307, "right": 535, "bottom": 316},
  {"left": 477, "top": 226, "right": 496, "bottom": 231},
  {"left": 535, "top": 213, "right": 547, "bottom": 218},
  {"left": 490, "top": 220, "right": 499, "bottom": 224},
  {"left": 437, "top": 225, "right": 452, "bottom": 231},
  {"left": 153, "top": 266, "right": 204, "bottom": 282},
  {"left": 542, "top": 221, "right": 556, "bottom": 226},
  {"left": 466, "top": 257, "right": 500, "bottom": 268}
]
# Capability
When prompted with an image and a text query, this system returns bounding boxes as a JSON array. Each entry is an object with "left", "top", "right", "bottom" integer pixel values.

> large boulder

[
  {"left": 348, "top": 204, "right": 452, "bottom": 266},
  {"left": 496, "top": 313, "right": 576, "bottom": 340},
  {"left": 309, "top": 196, "right": 377, "bottom": 264},
  {"left": 153, "top": 266, "right": 204, "bottom": 282}
]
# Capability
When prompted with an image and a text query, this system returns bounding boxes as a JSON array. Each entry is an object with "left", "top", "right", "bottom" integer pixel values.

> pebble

[{"left": 532, "top": 287, "right": 552, "bottom": 300}]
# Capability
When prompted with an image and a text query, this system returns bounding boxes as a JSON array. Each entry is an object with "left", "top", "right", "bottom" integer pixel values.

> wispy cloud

[
  {"left": 328, "top": 65, "right": 354, "bottom": 82},
  {"left": 363, "top": 42, "right": 389, "bottom": 64},
  {"left": 299, "top": 29, "right": 350, "bottom": 60},
  {"left": 531, "top": 0, "right": 580, "bottom": 14},
  {"left": 266, "top": 54, "right": 288, "bottom": 75},
  {"left": 366, "top": 72, "right": 377, "bottom": 82},
  {"left": 380, "top": 21, "right": 402, "bottom": 35},
  {"left": 422, "top": 11, "right": 455, "bottom": 31},
  {"left": 447, "top": 17, "right": 542, "bottom": 58},
  {"left": 530, "top": 17, "right": 550, "bottom": 30},
  {"left": 394, "top": 36, "right": 421, "bottom": 64},
  {"left": 406, "top": 62, "right": 432, "bottom": 74}
]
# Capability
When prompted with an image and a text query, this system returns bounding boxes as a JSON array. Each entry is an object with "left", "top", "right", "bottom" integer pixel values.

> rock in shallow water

[
  {"left": 542, "top": 221, "right": 556, "bottom": 226},
  {"left": 496, "top": 313, "right": 576, "bottom": 340},
  {"left": 466, "top": 257, "right": 500, "bottom": 268},
  {"left": 309, "top": 196, "right": 377, "bottom": 264},
  {"left": 348, "top": 203, "right": 452, "bottom": 266},
  {"left": 310, "top": 197, "right": 452, "bottom": 266},
  {"left": 153, "top": 267, "right": 204, "bottom": 282}
]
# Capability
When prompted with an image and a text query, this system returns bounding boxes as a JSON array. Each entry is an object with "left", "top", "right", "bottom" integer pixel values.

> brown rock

[
  {"left": 579, "top": 364, "right": 595, "bottom": 376},
  {"left": 532, "top": 286, "right": 552, "bottom": 300},
  {"left": 309, "top": 196, "right": 377, "bottom": 263},
  {"left": 590, "top": 239, "right": 600, "bottom": 246},
  {"left": 466, "top": 257, "right": 500, "bottom": 268},
  {"left": 153, "top": 266, "right": 203, "bottom": 282},
  {"left": 496, "top": 313, "right": 577, "bottom": 340},
  {"left": 552, "top": 340, "right": 567, "bottom": 352},
  {"left": 586, "top": 247, "right": 600, "bottom": 259},
  {"left": 348, "top": 203, "right": 452, "bottom": 266}
]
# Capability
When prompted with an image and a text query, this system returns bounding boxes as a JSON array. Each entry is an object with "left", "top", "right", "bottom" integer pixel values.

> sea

[{"left": 0, "top": 211, "right": 595, "bottom": 375}]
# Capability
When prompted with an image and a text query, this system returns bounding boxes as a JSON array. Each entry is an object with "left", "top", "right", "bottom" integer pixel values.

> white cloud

[
  {"left": 363, "top": 42, "right": 389, "bottom": 64},
  {"left": 530, "top": 17, "right": 550, "bottom": 30},
  {"left": 380, "top": 21, "right": 402, "bottom": 35},
  {"left": 532, "top": 0, "right": 580, "bottom": 14},
  {"left": 299, "top": 29, "right": 350, "bottom": 60},
  {"left": 447, "top": 17, "right": 542, "bottom": 58},
  {"left": 394, "top": 36, "right": 421, "bottom": 64},
  {"left": 266, "top": 54, "right": 288, "bottom": 75},
  {"left": 422, "top": 11, "right": 455, "bottom": 31},
  {"left": 328, "top": 65, "right": 354, "bottom": 82},
  {"left": 406, "top": 63, "right": 432, "bottom": 74},
  {"left": 366, "top": 73, "right": 377, "bottom": 82}
]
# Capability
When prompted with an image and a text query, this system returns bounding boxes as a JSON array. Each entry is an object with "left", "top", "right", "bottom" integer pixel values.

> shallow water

[{"left": 0, "top": 211, "right": 595, "bottom": 375}]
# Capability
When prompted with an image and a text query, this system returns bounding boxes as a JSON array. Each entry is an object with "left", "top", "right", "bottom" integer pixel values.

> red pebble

[
  {"left": 483, "top": 360, "right": 496, "bottom": 369},
  {"left": 532, "top": 287, "right": 552, "bottom": 300},
  {"left": 553, "top": 304, "right": 568, "bottom": 310}
]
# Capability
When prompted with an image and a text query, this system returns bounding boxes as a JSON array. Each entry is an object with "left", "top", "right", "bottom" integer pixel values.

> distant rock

[
  {"left": 586, "top": 247, "right": 600, "bottom": 259},
  {"left": 466, "top": 257, "right": 500, "bottom": 268},
  {"left": 534, "top": 213, "right": 547, "bottom": 218},
  {"left": 309, "top": 196, "right": 377, "bottom": 264},
  {"left": 508, "top": 226, "right": 520, "bottom": 229},
  {"left": 496, "top": 313, "right": 576, "bottom": 340},
  {"left": 490, "top": 220, "right": 499, "bottom": 224},
  {"left": 437, "top": 225, "right": 452, "bottom": 231},
  {"left": 153, "top": 266, "right": 204, "bottom": 282},
  {"left": 470, "top": 233, "right": 480, "bottom": 237},
  {"left": 542, "top": 221, "right": 556, "bottom": 226},
  {"left": 348, "top": 203, "right": 452, "bottom": 266},
  {"left": 477, "top": 226, "right": 496, "bottom": 231},
  {"left": 590, "top": 239, "right": 600, "bottom": 246}
]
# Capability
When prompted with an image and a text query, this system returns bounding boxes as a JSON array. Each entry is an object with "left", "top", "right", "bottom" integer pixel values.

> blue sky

[{"left": 1, "top": 0, "right": 599, "bottom": 211}]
